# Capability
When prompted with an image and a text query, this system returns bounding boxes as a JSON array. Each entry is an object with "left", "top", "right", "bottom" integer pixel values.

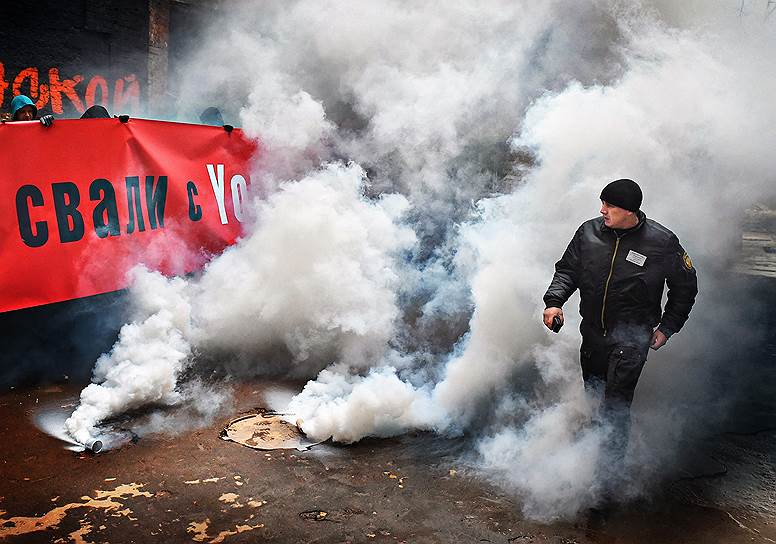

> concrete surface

[{"left": 1, "top": 381, "right": 774, "bottom": 544}]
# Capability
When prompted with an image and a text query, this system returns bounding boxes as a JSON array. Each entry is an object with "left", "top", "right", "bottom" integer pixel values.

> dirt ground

[{"left": 1, "top": 381, "right": 774, "bottom": 544}]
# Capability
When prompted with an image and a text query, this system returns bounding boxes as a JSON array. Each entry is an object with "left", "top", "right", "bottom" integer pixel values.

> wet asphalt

[{"left": 0, "top": 381, "right": 774, "bottom": 544}]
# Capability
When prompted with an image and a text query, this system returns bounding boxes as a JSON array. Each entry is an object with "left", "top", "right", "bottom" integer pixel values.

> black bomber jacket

[{"left": 543, "top": 212, "right": 698, "bottom": 337}]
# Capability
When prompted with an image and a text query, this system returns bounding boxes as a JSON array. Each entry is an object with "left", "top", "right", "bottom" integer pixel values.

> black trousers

[{"left": 580, "top": 326, "right": 651, "bottom": 466}]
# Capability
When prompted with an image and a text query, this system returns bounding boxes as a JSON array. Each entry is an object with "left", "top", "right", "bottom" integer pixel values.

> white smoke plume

[
  {"left": 288, "top": 362, "right": 441, "bottom": 444},
  {"left": 67, "top": 0, "right": 776, "bottom": 521},
  {"left": 192, "top": 161, "right": 415, "bottom": 374},
  {"left": 67, "top": 160, "right": 415, "bottom": 442},
  {"left": 65, "top": 267, "right": 193, "bottom": 445}
]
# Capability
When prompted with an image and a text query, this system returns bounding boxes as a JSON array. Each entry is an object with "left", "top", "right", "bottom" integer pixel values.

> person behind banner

[
  {"left": 200, "top": 107, "right": 225, "bottom": 126},
  {"left": 80, "top": 105, "right": 111, "bottom": 119},
  {"left": 9, "top": 95, "right": 54, "bottom": 127}
]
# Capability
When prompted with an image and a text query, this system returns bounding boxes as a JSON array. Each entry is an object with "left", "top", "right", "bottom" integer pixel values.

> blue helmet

[{"left": 11, "top": 95, "right": 37, "bottom": 120}]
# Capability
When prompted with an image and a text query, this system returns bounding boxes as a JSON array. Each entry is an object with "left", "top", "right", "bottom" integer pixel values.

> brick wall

[{"left": 0, "top": 0, "right": 150, "bottom": 118}]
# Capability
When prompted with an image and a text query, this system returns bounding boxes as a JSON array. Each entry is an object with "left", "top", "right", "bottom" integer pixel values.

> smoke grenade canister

[
  {"left": 551, "top": 315, "right": 563, "bottom": 333},
  {"left": 85, "top": 438, "right": 103, "bottom": 453}
]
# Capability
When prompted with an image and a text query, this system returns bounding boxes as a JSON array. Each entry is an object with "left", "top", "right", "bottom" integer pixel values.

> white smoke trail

[
  {"left": 288, "top": 362, "right": 441, "bottom": 444},
  {"left": 477, "top": 403, "right": 604, "bottom": 521},
  {"left": 192, "top": 161, "right": 416, "bottom": 374},
  {"left": 268, "top": 1, "right": 776, "bottom": 518},
  {"left": 65, "top": 267, "right": 193, "bottom": 445},
  {"left": 67, "top": 161, "right": 415, "bottom": 442},
  {"left": 175, "top": 0, "right": 626, "bottom": 239},
  {"left": 67, "top": 0, "right": 776, "bottom": 521}
]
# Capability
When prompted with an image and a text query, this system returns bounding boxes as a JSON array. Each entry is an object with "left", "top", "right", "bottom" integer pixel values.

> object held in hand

[{"left": 551, "top": 315, "right": 563, "bottom": 333}]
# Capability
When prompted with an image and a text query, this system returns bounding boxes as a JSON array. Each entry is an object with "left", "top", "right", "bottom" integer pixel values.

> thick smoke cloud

[
  {"left": 66, "top": 160, "right": 416, "bottom": 442},
  {"left": 192, "top": 162, "right": 416, "bottom": 375},
  {"left": 65, "top": 268, "right": 194, "bottom": 445},
  {"left": 67, "top": 0, "right": 776, "bottom": 520}
]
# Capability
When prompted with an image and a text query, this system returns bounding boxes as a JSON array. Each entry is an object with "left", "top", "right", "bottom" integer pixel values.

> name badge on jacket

[{"left": 626, "top": 250, "right": 647, "bottom": 266}]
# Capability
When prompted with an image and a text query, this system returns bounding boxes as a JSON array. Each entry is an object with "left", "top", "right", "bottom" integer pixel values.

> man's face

[
  {"left": 600, "top": 200, "right": 635, "bottom": 229},
  {"left": 14, "top": 105, "right": 35, "bottom": 121}
]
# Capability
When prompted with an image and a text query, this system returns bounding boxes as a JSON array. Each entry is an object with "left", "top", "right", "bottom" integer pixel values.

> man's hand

[
  {"left": 543, "top": 307, "right": 563, "bottom": 330},
  {"left": 650, "top": 329, "right": 668, "bottom": 350},
  {"left": 40, "top": 115, "right": 54, "bottom": 127}
]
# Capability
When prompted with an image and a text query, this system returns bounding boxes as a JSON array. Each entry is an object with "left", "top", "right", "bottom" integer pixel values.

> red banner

[{"left": 0, "top": 118, "right": 258, "bottom": 312}]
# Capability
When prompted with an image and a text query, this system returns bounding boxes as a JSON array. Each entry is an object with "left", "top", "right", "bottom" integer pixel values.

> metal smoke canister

[
  {"left": 85, "top": 438, "right": 103, "bottom": 453},
  {"left": 551, "top": 315, "right": 563, "bottom": 333}
]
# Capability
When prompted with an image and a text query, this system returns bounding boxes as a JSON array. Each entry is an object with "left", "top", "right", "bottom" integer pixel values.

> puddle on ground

[{"left": 220, "top": 413, "right": 322, "bottom": 451}]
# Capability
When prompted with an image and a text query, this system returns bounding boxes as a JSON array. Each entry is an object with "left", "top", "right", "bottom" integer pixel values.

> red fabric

[{"left": 0, "top": 118, "right": 258, "bottom": 312}]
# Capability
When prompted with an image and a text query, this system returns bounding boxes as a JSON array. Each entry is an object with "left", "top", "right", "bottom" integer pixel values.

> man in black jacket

[{"left": 542, "top": 178, "right": 697, "bottom": 463}]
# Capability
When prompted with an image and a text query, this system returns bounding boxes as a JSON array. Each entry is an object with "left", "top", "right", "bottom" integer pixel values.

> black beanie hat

[{"left": 600, "top": 178, "right": 642, "bottom": 212}]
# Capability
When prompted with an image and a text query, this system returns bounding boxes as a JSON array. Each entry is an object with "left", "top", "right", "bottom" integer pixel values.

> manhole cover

[{"left": 220, "top": 413, "right": 321, "bottom": 451}]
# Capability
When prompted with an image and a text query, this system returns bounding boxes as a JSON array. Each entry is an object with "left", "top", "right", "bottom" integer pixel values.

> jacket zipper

[{"left": 601, "top": 235, "right": 621, "bottom": 336}]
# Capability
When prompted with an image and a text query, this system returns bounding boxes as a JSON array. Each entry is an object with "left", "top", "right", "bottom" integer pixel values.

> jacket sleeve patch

[{"left": 682, "top": 251, "right": 694, "bottom": 271}]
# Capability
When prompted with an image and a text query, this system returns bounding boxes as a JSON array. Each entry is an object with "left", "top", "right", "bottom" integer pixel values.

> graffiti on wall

[{"left": 0, "top": 62, "right": 141, "bottom": 115}]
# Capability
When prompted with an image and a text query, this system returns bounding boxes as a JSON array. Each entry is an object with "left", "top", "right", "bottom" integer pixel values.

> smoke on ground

[{"left": 66, "top": 0, "right": 776, "bottom": 520}]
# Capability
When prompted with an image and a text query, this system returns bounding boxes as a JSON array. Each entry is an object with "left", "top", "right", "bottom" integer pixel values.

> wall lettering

[{"left": 1, "top": 62, "right": 141, "bottom": 115}]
